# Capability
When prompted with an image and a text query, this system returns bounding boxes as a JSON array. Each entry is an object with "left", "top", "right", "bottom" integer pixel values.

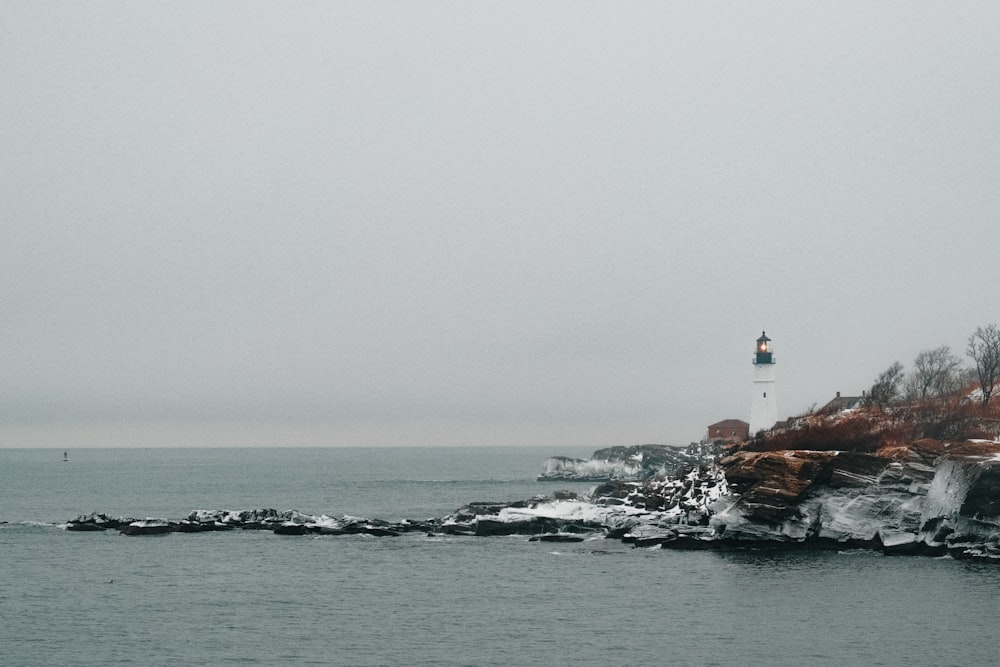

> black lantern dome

[{"left": 754, "top": 331, "right": 774, "bottom": 364}]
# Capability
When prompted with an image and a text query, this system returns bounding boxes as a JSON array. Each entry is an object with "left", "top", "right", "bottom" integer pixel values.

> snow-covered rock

[
  {"left": 708, "top": 439, "right": 1000, "bottom": 559},
  {"left": 120, "top": 518, "right": 173, "bottom": 536},
  {"left": 538, "top": 443, "right": 719, "bottom": 481}
]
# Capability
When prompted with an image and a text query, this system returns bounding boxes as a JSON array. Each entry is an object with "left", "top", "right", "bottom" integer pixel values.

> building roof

[
  {"left": 708, "top": 419, "right": 750, "bottom": 429},
  {"left": 820, "top": 392, "right": 864, "bottom": 413}
]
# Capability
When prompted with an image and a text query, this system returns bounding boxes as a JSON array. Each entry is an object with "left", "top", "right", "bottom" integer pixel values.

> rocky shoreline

[
  {"left": 65, "top": 509, "right": 438, "bottom": 537},
  {"left": 63, "top": 438, "right": 1000, "bottom": 564}
]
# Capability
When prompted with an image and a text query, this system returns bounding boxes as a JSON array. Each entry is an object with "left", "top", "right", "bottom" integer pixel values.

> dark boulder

[
  {"left": 474, "top": 517, "right": 541, "bottom": 536},
  {"left": 632, "top": 534, "right": 677, "bottom": 548},
  {"left": 119, "top": 520, "right": 173, "bottom": 536},
  {"left": 530, "top": 534, "right": 585, "bottom": 543},
  {"left": 66, "top": 522, "right": 108, "bottom": 532},
  {"left": 66, "top": 513, "right": 131, "bottom": 531},
  {"left": 176, "top": 521, "right": 235, "bottom": 533}
]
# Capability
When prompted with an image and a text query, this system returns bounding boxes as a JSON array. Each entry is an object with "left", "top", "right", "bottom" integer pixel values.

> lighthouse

[{"left": 749, "top": 331, "right": 777, "bottom": 435}]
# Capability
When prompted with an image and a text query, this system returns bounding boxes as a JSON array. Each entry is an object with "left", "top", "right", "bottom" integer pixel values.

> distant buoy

[{"left": 63, "top": 451, "right": 68, "bottom": 462}]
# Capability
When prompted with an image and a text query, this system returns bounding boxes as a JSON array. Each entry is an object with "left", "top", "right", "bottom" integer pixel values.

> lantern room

[{"left": 754, "top": 331, "right": 773, "bottom": 365}]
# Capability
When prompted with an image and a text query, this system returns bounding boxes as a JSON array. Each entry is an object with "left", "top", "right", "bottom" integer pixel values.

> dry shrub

[
  {"left": 746, "top": 412, "right": 887, "bottom": 453},
  {"left": 745, "top": 396, "right": 1000, "bottom": 454},
  {"left": 897, "top": 397, "right": 1000, "bottom": 441}
]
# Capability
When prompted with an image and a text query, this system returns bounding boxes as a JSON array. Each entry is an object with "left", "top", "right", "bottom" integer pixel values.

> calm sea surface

[{"left": 2, "top": 447, "right": 999, "bottom": 666}]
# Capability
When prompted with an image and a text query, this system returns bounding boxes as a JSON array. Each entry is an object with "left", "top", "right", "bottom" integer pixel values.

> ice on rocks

[{"left": 923, "top": 457, "right": 979, "bottom": 521}]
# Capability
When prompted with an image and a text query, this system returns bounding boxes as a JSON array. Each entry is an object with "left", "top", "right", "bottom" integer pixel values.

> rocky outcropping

[
  {"left": 709, "top": 439, "right": 1000, "bottom": 561},
  {"left": 61, "top": 438, "right": 1000, "bottom": 563},
  {"left": 433, "top": 437, "right": 1000, "bottom": 561},
  {"left": 436, "top": 465, "right": 731, "bottom": 545},
  {"left": 65, "top": 509, "right": 438, "bottom": 537},
  {"left": 538, "top": 442, "right": 720, "bottom": 481}
]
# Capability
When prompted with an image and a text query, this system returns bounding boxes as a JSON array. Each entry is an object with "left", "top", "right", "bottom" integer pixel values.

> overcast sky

[{"left": 2, "top": 3, "right": 998, "bottom": 448}]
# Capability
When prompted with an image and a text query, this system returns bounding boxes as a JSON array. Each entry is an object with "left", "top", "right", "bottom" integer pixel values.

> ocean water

[{"left": 2, "top": 447, "right": 999, "bottom": 667}]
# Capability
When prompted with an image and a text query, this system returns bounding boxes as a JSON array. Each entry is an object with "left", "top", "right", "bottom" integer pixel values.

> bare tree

[
  {"left": 865, "top": 361, "right": 905, "bottom": 410},
  {"left": 956, "top": 365, "right": 980, "bottom": 390},
  {"left": 902, "top": 373, "right": 923, "bottom": 401},
  {"left": 968, "top": 324, "right": 1000, "bottom": 406},
  {"left": 911, "top": 346, "right": 962, "bottom": 398}
]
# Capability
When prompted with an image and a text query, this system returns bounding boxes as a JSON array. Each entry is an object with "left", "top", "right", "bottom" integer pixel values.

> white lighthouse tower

[{"left": 749, "top": 331, "right": 777, "bottom": 435}]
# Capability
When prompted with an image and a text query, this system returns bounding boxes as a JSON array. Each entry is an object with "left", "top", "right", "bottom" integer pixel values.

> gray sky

[{"left": 2, "top": 3, "right": 998, "bottom": 448}]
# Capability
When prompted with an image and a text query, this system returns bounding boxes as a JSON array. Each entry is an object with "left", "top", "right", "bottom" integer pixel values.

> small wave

[{"left": 1, "top": 520, "right": 59, "bottom": 529}]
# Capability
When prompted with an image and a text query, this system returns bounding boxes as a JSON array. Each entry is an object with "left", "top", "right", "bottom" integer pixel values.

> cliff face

[{"left": 709, "top": 439, "right": 1000, "bottom": 559}]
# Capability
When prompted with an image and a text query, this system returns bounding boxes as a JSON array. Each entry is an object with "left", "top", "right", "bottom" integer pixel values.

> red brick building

[{"left": 707, "top": 419, "right": 750, "bottom": 442}]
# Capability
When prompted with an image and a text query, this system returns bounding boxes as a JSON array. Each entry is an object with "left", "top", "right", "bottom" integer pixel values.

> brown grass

[{"left": 743, "top": 393, "right": 1000, "bottom": 454}]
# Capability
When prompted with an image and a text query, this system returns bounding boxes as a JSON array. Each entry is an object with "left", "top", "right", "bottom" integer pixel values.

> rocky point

[{"left": 61, "top": 406, "right": 1000, "bottom": 563}]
